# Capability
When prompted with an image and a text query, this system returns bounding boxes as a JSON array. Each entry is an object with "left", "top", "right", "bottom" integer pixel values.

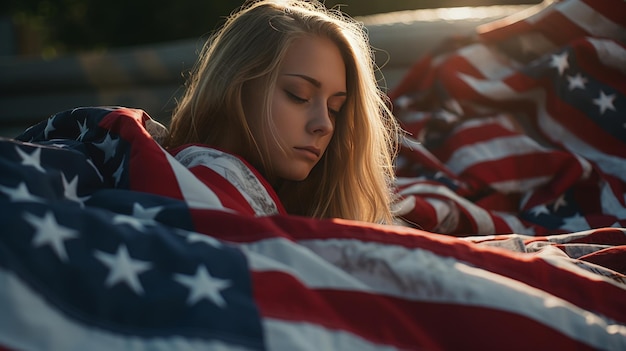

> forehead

[{"left": 279, "top": 36, "right": 347, "bottom": 91}]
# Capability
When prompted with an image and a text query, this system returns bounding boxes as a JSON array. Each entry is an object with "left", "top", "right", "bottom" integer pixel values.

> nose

[{"left": 307, "top": 103, "right": 334, "bottom": 136}]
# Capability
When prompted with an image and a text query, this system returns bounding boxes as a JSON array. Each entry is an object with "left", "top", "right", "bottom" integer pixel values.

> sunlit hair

[{"left": 166, "top": 0, "right": 400, "bottom": 224}]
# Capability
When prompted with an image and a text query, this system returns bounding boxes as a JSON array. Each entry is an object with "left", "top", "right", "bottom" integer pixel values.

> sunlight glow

[{"left": 360, "top": 4, "right": 544, "bottom": 26}]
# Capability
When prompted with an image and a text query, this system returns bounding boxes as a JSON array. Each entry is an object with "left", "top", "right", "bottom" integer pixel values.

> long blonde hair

[{"left": 166, "top": 0, "right": 399, "bottom": 223}]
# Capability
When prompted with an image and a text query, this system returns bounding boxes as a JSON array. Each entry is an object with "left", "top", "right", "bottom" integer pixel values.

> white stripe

[
  {"left": 298, "top": 238, "right": 626, "bottom": 351},
  {"left": 458, "top": 72, "right": 521, "bottom": 100},
  {"left": 458, "top": 43, "right": 515, "bottom": 79},
  {"left": 175, "top": 146, "right": 279, "bottom": 216},
  {"left": 446, "top": 135, "right": 546, "bottom": 174},
  {"left": 391, "top": 195, "right": 416, "bottom": 217},
  {"left": 0, "top": 267, "right": 254, "bottom": 351},
  {"left": 398, "top": 182, "right": 495, "bottom": 234},
  {"left": 539, "top": 253, "right": 626, "bottom": 290},
  {"left": 163, "top": 148, "right": 228, "bottom": 211},
  {"left": 453, "top": 113, "right": 518, "bottom": 131},
  {"left": 600, "top": 181, "right": 626, "bottom": 218},
  {"left": 426, "top": 197, "right": 460, "bottom": 233},
  {"left": 493, "top": 211, "right": 536, "bottom": 235},
  {"left": 545, "top": 227, "right": 626, "bottom": 245},
  {"left": 556, "top": 0, "right": 626, "bottom": 42},
  {"left": 264, "top": 319, "right": 399, "bottom": 351},
  {"left": 244, "top": 237, "right": 626, "bottom": 349},
  {"left": 243, "top": 238, "right": 372, "bottom": 291},
  {"left": 490, "top": 175, "right": 552, "bottom": 193}
]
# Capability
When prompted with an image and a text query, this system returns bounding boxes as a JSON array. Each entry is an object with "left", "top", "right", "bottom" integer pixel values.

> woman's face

[{"left": 245, "top": 35, "right": 347, "bottom": 182}]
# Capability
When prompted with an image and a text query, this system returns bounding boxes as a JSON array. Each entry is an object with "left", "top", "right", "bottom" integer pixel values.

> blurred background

[
  {"left": 0, "top": 0, "right": 542, "bottom": 137},
  {"left": 0, "top": 0, "right": 540, "bottom": 58}
]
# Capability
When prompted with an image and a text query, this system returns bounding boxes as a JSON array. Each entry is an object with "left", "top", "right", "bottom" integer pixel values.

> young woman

[{"left": 165, "top": 0, "right": 400, "bottom": 224}]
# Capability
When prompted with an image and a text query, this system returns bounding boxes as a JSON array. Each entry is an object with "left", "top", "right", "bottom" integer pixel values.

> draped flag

[
  {"left": 1, "top": 107, "right": 626, "bottom": 351},
  {"left": 391, "top": 0, "right": 626, "bottom": 236},
  {"left": 1, "top": 0, "right": 626, "bottom": 350}
]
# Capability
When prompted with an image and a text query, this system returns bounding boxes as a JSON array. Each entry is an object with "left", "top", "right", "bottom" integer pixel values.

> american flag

[
  {"left": 1, "top": 107, "right": 625, "bottom": 350},
  {"left": 1, "top": 0, "right": 626, "bottom": 349},
  {"left": 390, "top": 0, "right": 626, "bottom": 237}
]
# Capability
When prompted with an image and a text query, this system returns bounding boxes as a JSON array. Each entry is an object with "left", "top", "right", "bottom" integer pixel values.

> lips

[{"left": 295, "top": 146, "right": 321, "bottom": 158}]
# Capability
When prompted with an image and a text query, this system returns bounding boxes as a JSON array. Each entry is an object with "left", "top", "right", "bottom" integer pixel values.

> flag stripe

[
  {"left": 556, "top": 0, "right": 626, "bottom": 41},
  {"left": 0, "top": 267, "right": 255, "bottom": 351},
  {"left": 263, "top": 319, "right": 400, "bottom": 351}
]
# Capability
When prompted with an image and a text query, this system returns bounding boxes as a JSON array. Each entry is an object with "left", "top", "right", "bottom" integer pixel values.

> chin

[{"left": 284, "top": 171, "right": 311, "bottom": 182}]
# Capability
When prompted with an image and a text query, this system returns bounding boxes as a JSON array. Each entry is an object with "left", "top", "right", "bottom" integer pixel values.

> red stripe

[
  {"left": 490, "top": 211, "right": 519, "bottom": 232},
  {"left": 438, "top": 52, "right": 486, "bottom": 80},
  {"left": 187, "top": 166, "right": 256, "bottom": 215},
  {"left": 398, "top": 145, "right": 458, "bottom": 181},
  {"left": 580, "top": 0, "right": 626, "bottom": 28},
  {"left": 99, "top": 108, "right": 186, "bottom": 200},
  {"left": 397, "top": 195, "right": 445, "bottom": 233},
  {"left": 388, "top": 54, "right": 435, "bottom": 101},
  {"left": 460, "top": 152, "right": 584, "bottom": 193},
  {"left": 579, "top": 246, "right": 626, "bottom": 275},
  {"left": 253, "top": 272, "right": 440, "bottom": 349},
  {"left": 279, "top": 219, "right": 626, "bottom": 323},
  {"left": 474, "top": 192, "right": 521, "bottom": 214},
  {"left": 528, "top": 227, "right": 626, "bottom": 246},
  {"left": 503, "top": 67, "right": 545, "bottom": 91},
  {"left": 254, "top": 274, "right": 596, "bottom": 350},
  {"left": 572, "top": 38, "right": 626, "bottom": 96},
  {"left": 432, "top": 119, "right": 521, "bottom": 163},
  {"left": 190, "top": 209, "right": 626, "bottom": 323},
  {"left": 531, "top": 11, "right": 590, "bottom": 47},
  {"left": 542, "top": 89, "right": 626, "bottom": 158},
  {"left": 478, "top": 12, "right": 536, "bottom": 43}
]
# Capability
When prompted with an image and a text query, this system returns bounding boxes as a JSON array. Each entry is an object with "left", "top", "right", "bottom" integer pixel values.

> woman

[{"left": 166, "top": 0, "right": 400, "bottom": 224}]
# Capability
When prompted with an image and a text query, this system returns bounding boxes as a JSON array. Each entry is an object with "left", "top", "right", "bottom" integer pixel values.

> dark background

[{"left": 0, "top": 0, "right": 540, "bottom": 58}]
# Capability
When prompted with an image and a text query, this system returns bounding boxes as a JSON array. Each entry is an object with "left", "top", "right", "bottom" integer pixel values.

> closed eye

[{"left": 285, "top": 90, "right": 308, "bottom": 103}]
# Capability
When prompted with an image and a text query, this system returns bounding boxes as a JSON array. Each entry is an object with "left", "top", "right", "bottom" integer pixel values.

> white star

[
  {"left": 61, "top": 173, "right": 90, "bottom": 207},
  {"left": 592, "top": 91, "right": 616, "bottom": 115},
  {"left": 132, "top": 203, "right": 163, "bottom": 220},
  {"left": 566, "top": 73, "right": 587, "bottom": 91},
  {"left": 112, "top": 214, "right": 149, "bottom": 231},
  {"left": 174, "top": 265, "right": 231, "bottom": 307},
  {"left": 94, "top": 133, "right": 119, "bottom": 162},
  {"left": 86, "top": 159, "right": 104, "bottom": 182},
  {"left": 44, "top": 117, "right": 56, "bottom": 139},
  {"left": 77, "top": 119, "right": 89, "bottom": 141},
  {"left": 95, "top": 244, "right": 152, "bottom": 295},
  {"left": 113, "top": 156, "right": 125, "bottom": 186},
  {"left": 552, "top": 195, "right": 567, "bottom": 211},
  {"left": 0, "top": 182, "right": 45, "bottom": 203},
  {"left": 15, "top": 146, "right": 45, "bottom": 173},
  {"left": 529, "top": 205, "right": 550, "bottom": 217},
  {"left": 549, "top": 52, "right": 569, "bottom": 75},
  {"left": 182, "top": 231, "right": 223, "bottom": 248},
  {"left": 560, "top": 213, "right": 590, "bottom": 231},
  {"left": 24, "top": 211, "right": 78, "bottom": 261}
]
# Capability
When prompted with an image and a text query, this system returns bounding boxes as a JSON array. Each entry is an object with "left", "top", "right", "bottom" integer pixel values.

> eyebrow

[{"left": 284, "top": 73, "right": 347, "bottom": 97}]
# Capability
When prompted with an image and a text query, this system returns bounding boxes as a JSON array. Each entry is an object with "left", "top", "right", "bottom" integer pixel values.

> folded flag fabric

[
  {"left": 1, "top": 107, "right": 625, "bottom": 351},
  {"left": 1, "top": 0, "right": 626, "bottom": 349},
  {"left": 390, "top": 0, "right": 626, "bottom": 236}
]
